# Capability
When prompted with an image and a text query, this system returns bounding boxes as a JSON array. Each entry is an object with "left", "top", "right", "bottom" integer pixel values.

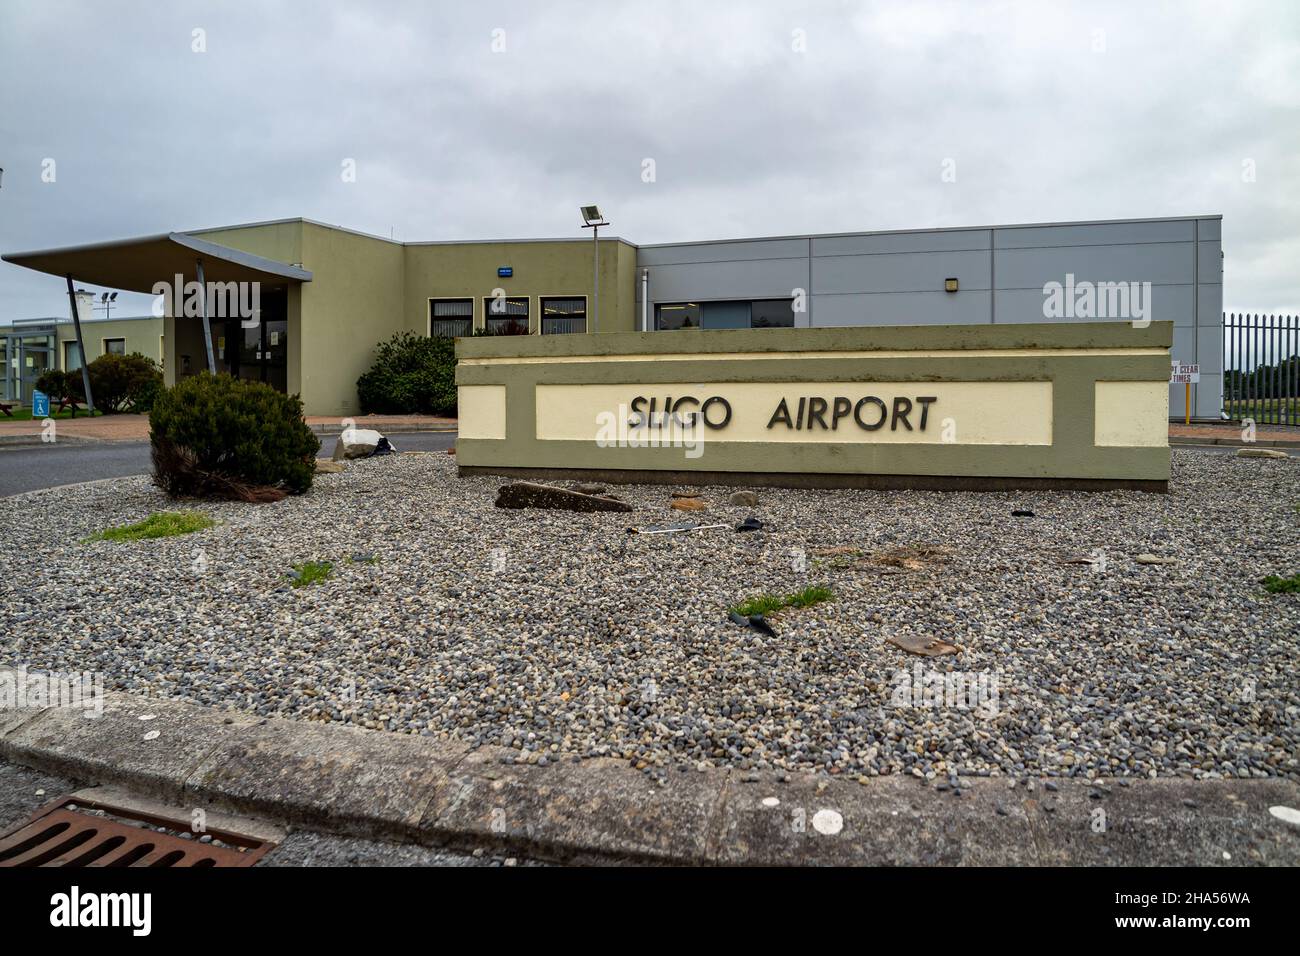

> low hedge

[{"left": 356, "top": 331, "right": 457, "bottom": 415}]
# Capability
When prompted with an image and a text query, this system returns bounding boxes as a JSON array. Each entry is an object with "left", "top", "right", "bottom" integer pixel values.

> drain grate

[{"left": 0, "top": 795, "right": 272, "bottom": 867}]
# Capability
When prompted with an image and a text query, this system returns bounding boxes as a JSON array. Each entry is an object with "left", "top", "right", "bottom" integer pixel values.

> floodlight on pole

[
  {"left": 94, "top": 290, "right": 119, "bottom": 320},
  {"left": 580, "top": 205, "right": 609, "bottom": 333}
]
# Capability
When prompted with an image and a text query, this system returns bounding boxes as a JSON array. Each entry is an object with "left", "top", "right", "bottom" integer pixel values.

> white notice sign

[{"left": 1170, "top": 362, "right": 1200, "bottom": 384}]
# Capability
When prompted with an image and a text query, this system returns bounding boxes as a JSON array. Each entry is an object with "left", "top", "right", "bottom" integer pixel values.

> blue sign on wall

[
  {"left": 31, "top": 389, "right": 50, "bottom": 418},
  {"left": 498, "top": 267, "right": 513, "bottom": 278}
]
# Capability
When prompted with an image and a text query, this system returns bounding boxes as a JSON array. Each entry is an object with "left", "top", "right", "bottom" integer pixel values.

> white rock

[{"left": 333, "top": 428, "right": 384, "bottom": 460}]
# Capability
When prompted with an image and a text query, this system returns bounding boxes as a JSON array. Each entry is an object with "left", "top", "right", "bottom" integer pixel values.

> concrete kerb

[
  {"left": 311, "top": 423, "right": 457, "bottom": 436},
  {"left": 1169, "top": 436, "right": 1300, "bottom": 449},
  {"left": 0, "top": 434, "right": 107, "bottom": 448},
  {"left": 1, "top": 672, "right": 1297, "bottom": 865}
]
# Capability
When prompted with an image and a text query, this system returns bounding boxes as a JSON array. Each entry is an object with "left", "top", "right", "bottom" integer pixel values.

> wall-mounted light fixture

[
  {"left": 944, "top": 277, "right": 959, "bottom": 293},
  {"left": 0, "top": 167, "right": 5, "bottom": 189}
]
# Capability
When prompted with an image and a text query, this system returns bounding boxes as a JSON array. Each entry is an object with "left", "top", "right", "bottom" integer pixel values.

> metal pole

[
  {"left": 195, "top": 259, "right": 216, "bottom": 372},
  {"left": 592, "top": 224, "right": 599, "bottom": 334},
  {"left": 65, "top": 274, "right": 95, "bottom": 413}
]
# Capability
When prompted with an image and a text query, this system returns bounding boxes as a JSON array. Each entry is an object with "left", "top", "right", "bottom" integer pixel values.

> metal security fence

[{"left": 1222, "top": 312, "right": 1300, "bottom": 426}]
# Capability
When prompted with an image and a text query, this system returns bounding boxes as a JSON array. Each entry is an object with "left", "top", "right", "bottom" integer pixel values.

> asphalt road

[
  {"left": 0, "top": 431, "right": 457, "bottom": 498},
  {"left": 2, "top": 437, "right": 1275, "bottom": 498}
]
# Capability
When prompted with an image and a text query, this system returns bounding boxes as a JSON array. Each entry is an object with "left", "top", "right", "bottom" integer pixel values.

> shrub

[
  {"left": 356, "top": 331, "right": 457, "bottom": 415},
  {"left": 53, "top": 352, "right": 162, "bottom": 413},
  {"left": 34, "top": 368, "right": 78, "bottom": 401},
  {"left": 149, "top": 373, "right": 320, "bottom": 501}
]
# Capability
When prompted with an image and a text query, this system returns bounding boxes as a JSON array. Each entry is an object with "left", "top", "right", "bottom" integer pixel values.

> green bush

[
  {"left": 149, "top": 373, "right": 320, "bottom": 501},
  {"left": 34, "top": 368, "right": 78, "bottom": 401},
  {"left": 356, "top": 332, "right": 457, "bottom": 415},
  {"left": 86, "top": 352, "right": 163, "bottom": 413}
]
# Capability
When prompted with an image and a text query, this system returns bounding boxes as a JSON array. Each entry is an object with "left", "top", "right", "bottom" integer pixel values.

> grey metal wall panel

[
  {"left": 1196, "top": 285, "right": 1223, "bottom": 326},
  {"left": 813, "top": 229, "right": 990, "bottom": 256},
  {"left": 636, "top": 216, "right": 1223, "bottom": 420},
  {"left": 813, "top": 250, "right": 990, "bottom": 295},
  {"left": 1198, "top": 240, "right": 1223, "bottom": 283},
  {"left": 647, "top": 258, "right": 809, "bottom": 303},
  {"left": 992, "top": 286, "right": 1195, "bottom": 325},
  {"left": 994, "top": 219, "right": 1194, "bottom": 249},
  {"left": 637, "top": 238, "right": 808, "bottom": 266},
  {"left": 811, "top": 291, "right": 992, "bottom": 327},
  {"left": 993, "top": 243, "right": 1195, "bottom": 289}
]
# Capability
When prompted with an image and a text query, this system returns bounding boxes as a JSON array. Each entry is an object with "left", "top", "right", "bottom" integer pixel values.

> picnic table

[{"left": 55, "top": 395, "right": 85, "bottom": 417}]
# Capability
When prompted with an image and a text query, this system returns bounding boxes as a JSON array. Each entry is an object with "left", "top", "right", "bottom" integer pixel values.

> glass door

[
  {"left": 19, "top": 336, "right": 53, "bottom": 403},
  {"left": 233, "top": 290, "right": 288, "bottom": 393},
  {"left": 264, "top": 319, "right": 288, "bottom": 393}
]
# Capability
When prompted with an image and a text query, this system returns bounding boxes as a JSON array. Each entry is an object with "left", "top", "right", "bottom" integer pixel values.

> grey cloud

[{"left": 0, "top": 0, "right": 1296, "bottom": 317}]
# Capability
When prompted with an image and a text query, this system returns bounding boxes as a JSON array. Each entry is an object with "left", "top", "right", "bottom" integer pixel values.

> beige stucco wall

[
  {"left": 55, "top": 316, "right": 164, "bottom": 370},
  {"left": 296, "top": 223, "right": 405, "bottom": 417},
  {"left": 402, "top": 239, "right": 636, "bottom": 337},
  {"left": 160, "top": 221, "right": 639, "bottom": 414}
]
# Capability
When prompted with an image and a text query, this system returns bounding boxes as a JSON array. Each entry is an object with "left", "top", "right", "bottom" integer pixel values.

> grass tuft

[
  {"left": 1261, "top": 573, "right": 1300, "bottom": 594},
  {"left": 290, "top": 560, "right": 333, "bottom": 588},
  {"left": 731, "top": 585, "right": 833, "bottom": 618},
  {"left": 86, "top": 511, "right": 214, "bottom": 543}
]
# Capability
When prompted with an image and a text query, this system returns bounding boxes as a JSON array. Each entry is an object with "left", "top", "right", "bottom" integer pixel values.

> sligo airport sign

[
  {"left": 454, "top": 321, "right": 1173, "bottom": 491},
  {"left": 562, "top": 381, "right": 1051, "bottom": 447},
  {"left": 627, "top": 392, "right": 939, "bottom": 433}
]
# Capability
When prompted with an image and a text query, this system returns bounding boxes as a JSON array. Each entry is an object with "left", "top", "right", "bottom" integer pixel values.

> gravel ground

[{"left": 2, "top": 450, "right": 1297, "bottom": 784}]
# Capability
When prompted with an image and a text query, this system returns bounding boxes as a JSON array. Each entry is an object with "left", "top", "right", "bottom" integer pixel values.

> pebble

[{"left": 1, "top": 450, "right": 1294, "bottom": 782}]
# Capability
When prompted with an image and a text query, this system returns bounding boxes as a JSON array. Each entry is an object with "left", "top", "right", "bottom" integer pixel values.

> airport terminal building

[{"left": 3, "top": 214, "right": 1223, "bottom": 418}]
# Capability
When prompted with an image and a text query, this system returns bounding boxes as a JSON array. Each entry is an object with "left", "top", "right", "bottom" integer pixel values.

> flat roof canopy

[{"left": 1, "top": 231, "right": 312, "bottom": 293}]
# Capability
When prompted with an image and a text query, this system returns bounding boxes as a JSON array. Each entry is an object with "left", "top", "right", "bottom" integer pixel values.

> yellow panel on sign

[{"left": 457, "top": 385, "right": 507, "bottom": 440}]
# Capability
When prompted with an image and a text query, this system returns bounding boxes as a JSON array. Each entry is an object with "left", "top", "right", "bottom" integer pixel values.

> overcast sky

[{"left": 1, "top": 0, "right": 1297, "bottom": 318}]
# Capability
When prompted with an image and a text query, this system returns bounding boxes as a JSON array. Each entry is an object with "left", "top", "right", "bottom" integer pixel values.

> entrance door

[
  {"left": 19, "top": 337, "right": 53, "bottom": 403},
  {"left": 230, "top": 289, "right": 288, "bottom": 393}
]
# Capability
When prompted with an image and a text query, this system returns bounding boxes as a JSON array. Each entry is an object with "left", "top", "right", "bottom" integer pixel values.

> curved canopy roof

[{"left": 1, "top": 231, "right": 312, "bottom": 293}]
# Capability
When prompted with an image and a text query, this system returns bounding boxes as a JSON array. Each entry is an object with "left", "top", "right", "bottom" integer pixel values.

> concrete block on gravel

[
  {"left": 421, "top": 749, "right": 727, "bottom": 863},
  {"left": 189, "top": 719, "right": 472, "bottom": 841}
]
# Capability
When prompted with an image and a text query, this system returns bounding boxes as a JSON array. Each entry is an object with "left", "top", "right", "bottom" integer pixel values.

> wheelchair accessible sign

[{"left": 31, "top": 389, "right": 50, "bottom": 418}]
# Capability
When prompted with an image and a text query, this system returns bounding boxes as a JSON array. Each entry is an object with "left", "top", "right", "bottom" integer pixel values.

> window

[
  {"left": 655, "top": 302, "right": 702, "bottom": 330},
  {"left": 64, "top": 340, "right": 83, "bottom": 371},
  {"left": 104, "top": 338, "right": 126, "bottom": 355},
  {"left": 429, "top": 299, "right": 473, "bottom": 338},
  {"left": 750, "top": 299, "right": 796, "bottom": 328},
  {"left": 483, "top": 296, "right": 529, "bottom": 335},
  {"left": 540, "top": 297, "right": 586, "bottom": 334},
  {"left": 654, "top": 300, "right": 796, "bottom": 330}
]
